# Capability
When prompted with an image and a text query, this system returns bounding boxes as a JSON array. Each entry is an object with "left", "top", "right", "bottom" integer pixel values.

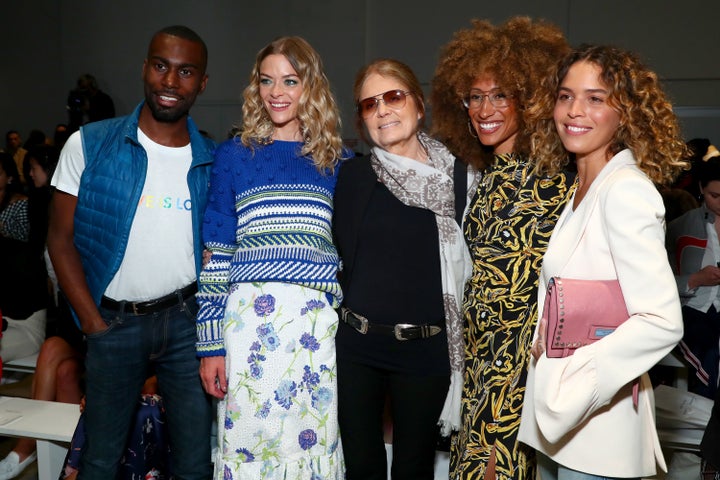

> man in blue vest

[{"left": 48, "top": 25, "right": 214, "bottom": 479}]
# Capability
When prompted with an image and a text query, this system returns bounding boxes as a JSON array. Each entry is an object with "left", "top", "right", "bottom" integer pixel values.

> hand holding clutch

[
  {"left": 541, "top": 277, "right": 639, "bottom": 406},
  {"left": 544, "top": 277, "right": 628, "bottom": 358}
]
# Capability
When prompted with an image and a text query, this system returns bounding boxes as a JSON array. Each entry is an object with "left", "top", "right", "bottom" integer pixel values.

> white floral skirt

[{"left": 214, "top": 282, "right": 344, "bottom": 480}]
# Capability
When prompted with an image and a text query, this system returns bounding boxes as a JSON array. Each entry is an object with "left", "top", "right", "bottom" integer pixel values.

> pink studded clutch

[
  {"left": 543, "top": 277, "right": 628, "bottom": 358},
  {"left": 542, "top": 277, "right": 639, "bottom": 406}
]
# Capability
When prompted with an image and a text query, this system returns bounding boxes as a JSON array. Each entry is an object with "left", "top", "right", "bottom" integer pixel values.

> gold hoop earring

[{"left": 467, "top": 120, "right": 478, "bottom": 139}]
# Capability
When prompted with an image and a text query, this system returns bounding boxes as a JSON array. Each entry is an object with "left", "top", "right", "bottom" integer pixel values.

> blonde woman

[{"left": 196, "top": 36, "right": 347, "bottom": 479}]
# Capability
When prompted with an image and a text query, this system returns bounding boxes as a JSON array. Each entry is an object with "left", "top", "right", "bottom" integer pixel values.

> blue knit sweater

[{"left": 196, "top": 139, "right": 342, "bottom": 357}]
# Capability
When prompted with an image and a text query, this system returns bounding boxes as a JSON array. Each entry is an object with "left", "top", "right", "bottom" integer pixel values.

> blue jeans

[
  {"left": 537, "top": 452, "right": 639, "bottom": 480},
  {"left": 78, "top": 296, "right": 213, "bottom": 480}
]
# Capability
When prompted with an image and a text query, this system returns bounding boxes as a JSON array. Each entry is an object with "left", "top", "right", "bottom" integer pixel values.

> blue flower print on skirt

[
  {"left": 298, "top": 429, "right": 318, "bottom": 450},
  {"left": 215, "top": 282, "right": 344, "bottom": 479},
  {"left": 254, "top": 294, "right": 276, "bottom": 317},
  {"left": 257, "top": 323, "right": 281, "bottom": 351}
]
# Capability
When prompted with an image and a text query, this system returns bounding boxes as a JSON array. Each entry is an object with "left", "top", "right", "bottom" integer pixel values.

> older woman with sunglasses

[
  {"left": 430, "top": 17, "right": 575, "bottom": 480},
  {"left": 333, "top": 58, "right": 478, "bottom": 479}
]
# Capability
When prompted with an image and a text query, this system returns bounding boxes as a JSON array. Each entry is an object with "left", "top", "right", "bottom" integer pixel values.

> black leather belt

[
  {"left": 339, "top": 307, "right": 443, "bottom": 341},
  {"left": 100, "top": 283, "right": 198, "bottom": 315}
]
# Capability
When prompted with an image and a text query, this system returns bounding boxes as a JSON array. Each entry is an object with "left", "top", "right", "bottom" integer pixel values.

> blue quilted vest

[{"left": 74, "top": 102, "right": 215, "bottom": 307}]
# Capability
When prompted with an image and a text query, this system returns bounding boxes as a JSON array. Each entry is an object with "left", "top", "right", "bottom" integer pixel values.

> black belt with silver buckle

[
  {"left": 339, "top": 307, "right": 443, "bottom": 341},
  {"left": 100, "top": 283, "right": 198, "bottom": 315}
]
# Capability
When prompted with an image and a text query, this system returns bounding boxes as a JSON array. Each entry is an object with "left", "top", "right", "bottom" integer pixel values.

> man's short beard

[{"left": 148, "top": 103, "right": 188, "bottom": 123}]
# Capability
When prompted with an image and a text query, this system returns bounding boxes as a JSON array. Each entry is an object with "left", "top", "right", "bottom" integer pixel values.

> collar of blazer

[{"left": 548, "top": 148, "right": 638, "bottom": 273}]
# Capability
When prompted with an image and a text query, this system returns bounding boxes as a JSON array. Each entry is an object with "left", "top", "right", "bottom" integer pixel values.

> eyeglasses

[
  {"left": 461, "top": 89, "right": 513, "bottom": 109},
  {"left": 357, "top": 90, "right": 412, "bottom": 118}
]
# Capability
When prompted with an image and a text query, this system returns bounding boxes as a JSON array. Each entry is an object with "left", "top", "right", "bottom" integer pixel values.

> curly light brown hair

[
  {"left": 530, "top": 44, "right": 690, "bottom": 184},
  {"left": 430, "top": 17, "right": 569, "bottom": 169},
  {"left": 239, "top": 36, "right": 345, "bottom": 172}
]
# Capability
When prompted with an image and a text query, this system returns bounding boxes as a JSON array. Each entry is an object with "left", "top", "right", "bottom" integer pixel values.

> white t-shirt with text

[{"left": 52, "top": 129, "right": 196, "bottom": 301}]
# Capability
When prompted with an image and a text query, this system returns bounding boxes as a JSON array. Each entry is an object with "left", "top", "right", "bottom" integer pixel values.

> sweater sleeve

[{"left": 196, "top": 142, "right": 240, "bottom": 357}]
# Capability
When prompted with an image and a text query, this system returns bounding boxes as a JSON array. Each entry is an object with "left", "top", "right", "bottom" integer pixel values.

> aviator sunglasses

[{"left": 357, "top": 90, "right": 412, "bottom": 118}]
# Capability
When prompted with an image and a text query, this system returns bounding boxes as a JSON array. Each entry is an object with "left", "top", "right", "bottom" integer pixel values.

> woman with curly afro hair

[
  {"left": 430, "top": 17, "right": 575, "bottom": 480},
  {"left": 519, "top": 44, "right": 688, "bottom": 480}
]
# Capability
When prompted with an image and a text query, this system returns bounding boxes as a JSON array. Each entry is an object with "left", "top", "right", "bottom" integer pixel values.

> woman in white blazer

[{"left": 517, "top": 45, "right": 689, "bottom": 479}]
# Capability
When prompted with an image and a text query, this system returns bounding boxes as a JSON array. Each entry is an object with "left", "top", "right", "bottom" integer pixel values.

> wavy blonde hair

[
  {"left": 430, "top": 17, "right": 569, "bottom": 169},
  {"left": 530, "top": 44, "right": 690, "bottom": 184},
  {"left": 239, "top": 36, "right": 345, "bottom": 172}
]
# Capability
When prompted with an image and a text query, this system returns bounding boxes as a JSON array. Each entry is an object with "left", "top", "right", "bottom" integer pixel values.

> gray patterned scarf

[{"left": 370, "top": 131, "right": 475, "bottom": 434}]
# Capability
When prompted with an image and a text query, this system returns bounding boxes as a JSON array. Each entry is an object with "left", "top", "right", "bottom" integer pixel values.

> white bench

[
  {"left": 2, "top": 353, "right": 39, "bottom": 375},
  {"left": 0, "top": 396, "right": 80, "bottom": 480}
]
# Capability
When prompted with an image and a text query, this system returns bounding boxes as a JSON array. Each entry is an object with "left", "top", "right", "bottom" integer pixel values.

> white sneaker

[{"left": 0, "top": 451, "right": 37, "bottom": 480}]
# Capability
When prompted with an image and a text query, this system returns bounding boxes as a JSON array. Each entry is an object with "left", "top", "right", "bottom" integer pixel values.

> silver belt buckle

[
  {"left": 132, "top": 303, "right": 140, "bottom": 315},
  {"left": 343, "top": 308, "right": 369, "bottom": 334},
  {"left": 394, "top": 324, "right": 414, "bottom": 341},
  {"left": 356, "top": 314, "right": 369, "bottom": 334}
]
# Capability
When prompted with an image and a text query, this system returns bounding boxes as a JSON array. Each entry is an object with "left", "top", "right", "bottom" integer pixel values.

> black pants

[
  {"left": 337, "top": 358, "right": 449, "bottom": 480},
  {"left": 702, "top": 383, "right": 720, "bottom": 469},
  {"left": 680, "top": 305, "right": 720, "bottom": 399}
]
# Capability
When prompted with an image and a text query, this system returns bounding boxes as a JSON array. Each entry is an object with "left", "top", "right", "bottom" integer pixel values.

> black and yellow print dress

[{"left": 450, "top": 153, "right": 575, "bottom": 480}]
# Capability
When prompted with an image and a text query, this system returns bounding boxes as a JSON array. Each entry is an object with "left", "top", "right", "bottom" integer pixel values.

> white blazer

[{"left": 518, "top": 149, "right": 683, "bottom": 477}]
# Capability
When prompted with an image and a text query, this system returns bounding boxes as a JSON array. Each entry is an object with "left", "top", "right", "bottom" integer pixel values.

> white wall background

[{"left": 3, "top": 0, "right": 720, "bottom": 149}]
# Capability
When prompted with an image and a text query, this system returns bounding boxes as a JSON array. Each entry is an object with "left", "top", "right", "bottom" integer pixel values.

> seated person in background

[
  {"left": 667, "top": 155, "right": 720, "bottom": 399},
  {"left": 0, "top": 152, "right": 46, "bottom": 363},
  {"left": 22, "top": 130, "right": 47, "bottom": 151},
  {"left": 676, "top": 138, "right": 713, "bottom": 200},
  {"left": 67, "top": 74, "right": 115, "bottom": 132},
  {"left": 0, "top": 152, "right": 29, "bottom": 242},
  {"left": 0, "top": 144, "right": 82, "bottom": 480},
  {"left": 24, "top": 145, "right": 69, "bottom": 339},
  {"left": 61, "top": 376, "right": 169, "bottom": 480},
  {"left": 3, "top": 132, "right": 27, "bottom": 185},
  {"left": 0, "top": 336, "right": 83, "bottom": 480}
]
